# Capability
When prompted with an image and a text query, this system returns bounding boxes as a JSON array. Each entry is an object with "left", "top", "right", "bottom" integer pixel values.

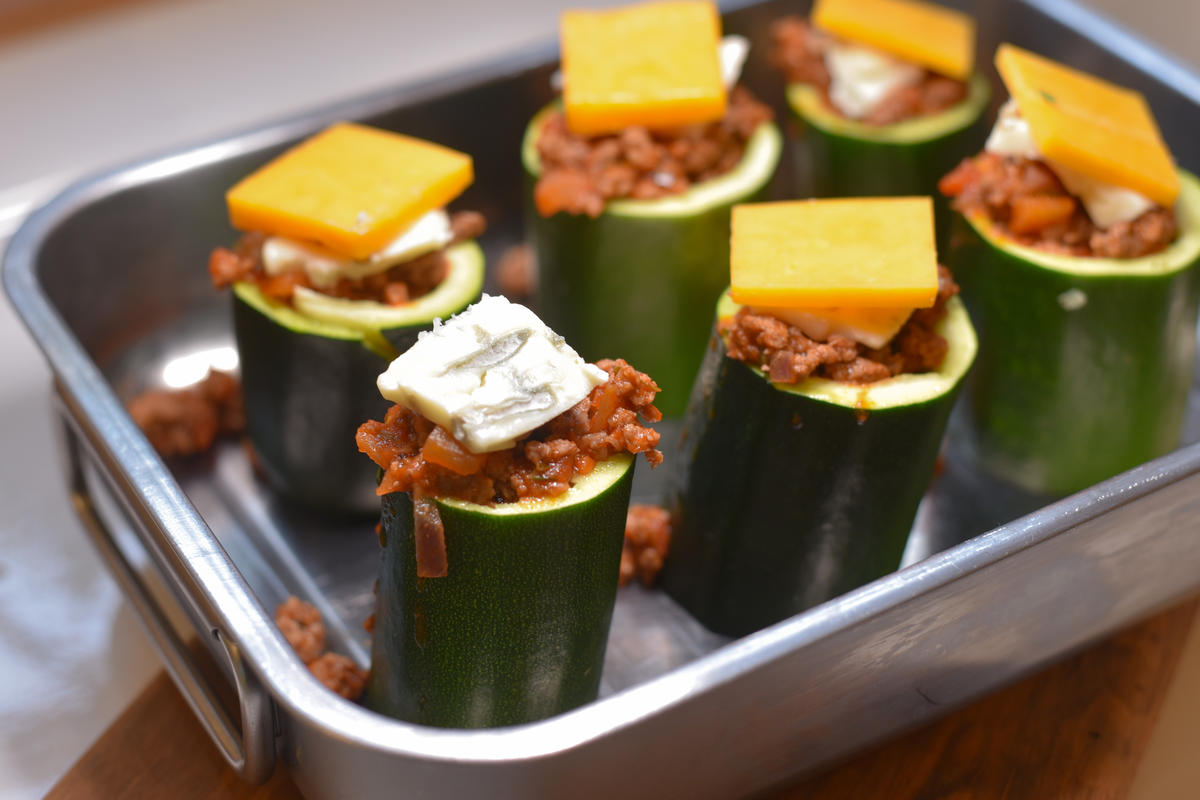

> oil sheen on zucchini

[
  {"left": 661, "top": 293, "right": 976, "bottom": 638},
  {"left": 365, "top": 453, "right": 634, "bottom": 728},
  {"left": 947, "top": 170, "right": 1200, "bottom": 496},
  {"left": 788, "top": 73, "right": 990, "bottom": 247},
  {"left": 232, "top": 241, "right": 484, "bottom": 512},
  {"left": 523, "top": 107, "right": 782, "bottom": 417}
]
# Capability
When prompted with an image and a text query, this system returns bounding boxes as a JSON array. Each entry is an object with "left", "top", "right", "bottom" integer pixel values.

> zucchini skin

[
  {"left": 947, "top": 192, "right": 1200, "bottom": 496},
  {"left": 234, "top": 295, "right": 414, "bottom": 513},
  {"left": 662, "top": 304, "right": 972, "bottom": 638},
  {"left": 524, "top": 113, "right": 781, "bottom": 417},
  {"left": 232, "top": 245, "right": 483, "bottom": 514},
  {"left": 365, "top": 455, "right": 634, "bottom": 728}
]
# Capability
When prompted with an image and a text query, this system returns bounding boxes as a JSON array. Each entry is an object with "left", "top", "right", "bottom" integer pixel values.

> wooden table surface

[{"left": 48, "top": 597, "right": 1200, "bottom": 799}]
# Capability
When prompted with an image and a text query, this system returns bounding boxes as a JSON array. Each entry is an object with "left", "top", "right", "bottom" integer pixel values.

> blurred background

[{"left": 0, "top": 0, "right": 1196, "bottom": 797}]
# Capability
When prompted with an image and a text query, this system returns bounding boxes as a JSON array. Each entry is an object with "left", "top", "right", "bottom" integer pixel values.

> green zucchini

[
  {"left": 232, "top": 241, "right": 484, "bottom": 513},
  {"left": 522, "top": 107, "right": 782, "bottom": 417},
  {"left": 946, "top": 170, "right": 1200, "bottom": 496},
  {"left": 365, "top": 453, "right": 635, "bottom": 728},
  {"left": 787, "top": 73, "right": 990, "bottom": 248},
  {"left": 661, "top": 293, "right": 976, "bottom": 638}
]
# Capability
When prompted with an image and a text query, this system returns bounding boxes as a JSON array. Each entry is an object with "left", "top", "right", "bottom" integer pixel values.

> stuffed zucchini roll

[
  {"left": 209, "top": 123, "right": 485, "bottom": 512},
  {"left": 662, "top": 198, "right": 976, "bottom": 638},
  {"left": 940, "top": 45, "right": 1200, "bottom": 496},
  {"left": 525, "top": 0, "right": 782, "bottom": 416},
  {"left": 769, "top": 0, "right": 988, "bottom": 234},
  {"left": 356, "top": 295, "right": 663, "bottom": 728}
]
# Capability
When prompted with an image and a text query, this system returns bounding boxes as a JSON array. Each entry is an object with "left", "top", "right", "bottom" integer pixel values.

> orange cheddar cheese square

[
  {"left": 813, "top": 0, "right": 975, "bottom": 81},
  {"left": 561, "top": 1, "right": 726, "bottom": 136},
  {"left": 730, "top": 198, "right": 938, "bottom": 309},
  {"left": 226, "top": 122, "right": 473, "bottom": 260},
  {"left": 996, "top": 44, "right": 1178, "bottom": 207}
]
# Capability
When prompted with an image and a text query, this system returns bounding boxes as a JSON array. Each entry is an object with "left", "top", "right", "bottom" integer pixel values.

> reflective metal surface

[{"left": 5, "top": 0, "right": 1200, "bottom": 796}]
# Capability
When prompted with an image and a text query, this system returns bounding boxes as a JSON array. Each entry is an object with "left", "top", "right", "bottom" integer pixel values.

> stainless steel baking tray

[{"left": 7, "top": 0, "right": 1200, "bottom": 796}]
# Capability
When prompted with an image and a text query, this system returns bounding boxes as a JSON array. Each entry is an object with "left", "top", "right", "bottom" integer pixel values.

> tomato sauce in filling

[
  {"left": 940, "top": 153, "right": 1177, "bottom": 258},
  {"left": 768, "top": 17, "right": 969, "bottom": 126},
  {"left": 533, "top": 86, "right": 774, "bottom": 218},
  {"left": 207, "top": 210, "right": 486, "bottom": 305},
  {"left": 721, "top": 266, "right": 960, "bottom": 384},
  {"left": 357, "top": 359, "right": 663, "bottom": 577}
]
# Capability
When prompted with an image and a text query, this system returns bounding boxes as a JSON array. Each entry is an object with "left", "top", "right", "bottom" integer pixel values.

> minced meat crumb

[
  {"left": 721, "top": 266, "right": 960, "bottom": 384},
  {"left": 126, "top": 370, "right": 243, "bottom": 457},
  {"left": 275, "top": 596, "right": 368, "bottom": 700},
  {"left": 308, "top": 653, "right": 368, "bottom": 701},
  {"left": 495, "top": 242, "right": 537, "bottom": 300},
  {"left": 768, "top": 16, "right": 968, "bottom": 125},
  {"left": 274, "top": 595, "right": 326, "bottom": 664},
  {"left": 208, "top": 210, "right": 486, "bottom": 304},
  {"left": 620, "top": 504, "right": 671, "bottom": 587},
  {"left": 940, "top": 153, "right": 1178, "bottom": 258},
  {"left": 534, "top": 86, "right": 773, "bottom": 218}
]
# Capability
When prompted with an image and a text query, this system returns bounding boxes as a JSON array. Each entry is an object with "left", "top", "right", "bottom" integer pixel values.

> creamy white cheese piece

[
  {"left": 260, "top": 209, "right": 454, "bottom": 289},
  {"left": 718, "top": 35, "right": 750, "bottom": 89},
  {"left": 983, "top": 98, "right": 1040, "bottom": 160},
  {"left": 551, "top": 35, "right": 751, "bottom": 93},
  {"left": 752, "top": 305, "right": 913, "bottom": 350},
  {"left": 377, "top": 294, "right": 609, "bottom": 453},
  {"left": 823, "top": 42, "right": 923, "bottom": 120},
  {"left": 984, "top": 99, "right": 1154, "bottom": 229}
]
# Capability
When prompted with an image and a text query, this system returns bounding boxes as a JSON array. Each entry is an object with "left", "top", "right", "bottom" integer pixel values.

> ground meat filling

[
  {"left": 127, "top": 370, "right": 244, "bottom": 457},
  {"left": 534, "top": 86, "right": 774, "bottom": 218},
  {"left": 620, "top": 504, "right": 672, "bottom": 588},
  {"left": 275, "top": 595, "right": 326, "bottom": 664},
  {"left": 721, "top": 266, "right": 960, "bottom": 385},
  {"left": 940, "top": 153, "right": 1178, "bottom": 258},
  {"left": 208, "top": 210, "right": 486, "bottom": 304},
  {"left": 768, "top": 17, "right": 968, "bottom": 126},
  {"left": 357, "top": 359, "right": 663, "bottom": 576},
  {"left": 275, "top": 596, "right": 368, "bottom": 700},
  {"left": 359, "top": 359, "right": 662, "bottom": 504},
  {"left": 308, "top": 653, "right": 368, "bottom": 700}
]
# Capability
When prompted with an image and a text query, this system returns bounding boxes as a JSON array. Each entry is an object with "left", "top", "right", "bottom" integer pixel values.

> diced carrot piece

[
  {"left": 534, "top": 169, "right": 602, "bottom": 218},
  {"left": 260, "top": 271, "right": 308, "bottom": 300},
  {"left": 1009, "top": 194, "right": 1076, "bottom": 234},
  {"left": 421, "top": 426, "right": 487, "bottom": 475},
  {"left": 938, "top": 160, "right": 977, "bottom": 197},
  {"left": 589, "top": 383, "right": 619, "bottom": 432}
]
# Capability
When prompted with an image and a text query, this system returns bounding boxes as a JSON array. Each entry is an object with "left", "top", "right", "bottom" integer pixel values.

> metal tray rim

[{"left": 6, "top": 0, "right": 1200, "bottom": 765}]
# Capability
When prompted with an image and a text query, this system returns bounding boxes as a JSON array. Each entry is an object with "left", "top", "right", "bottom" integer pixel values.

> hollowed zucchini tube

[
  {"left": 788, "top": 73, "right": 990, "bottom": 245},
  {"left": 233, "top": 241, "right": 484, "bottom": 512},
  {"left": 365, "top": 453, "right": 634, "bottom": 728},
  {"left": 523, "top": 107, "right": 782, "bottom": 417},
  {"left": 661, "top": 292, "right": 976, "bottom": 637},
  {"left": 946, "top": 171, "right": 1200, "bottom": 496}
]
